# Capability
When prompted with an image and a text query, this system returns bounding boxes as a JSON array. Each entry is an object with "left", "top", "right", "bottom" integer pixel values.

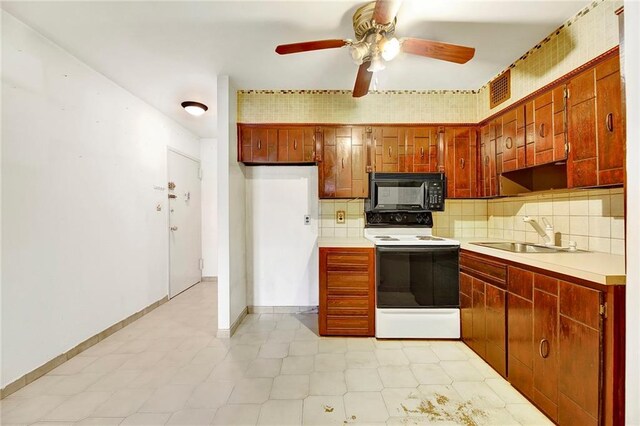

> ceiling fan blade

[
  {"left": 373, "top": 0, "right": 403, "bottom": 25},
  {"left": 275, "top": 39, "right": 348, "bottom": 55},
  {"left": 353, "top": 62, "right": 373, "bottom": 98},
  {"left": 402, "top": 38, "right": 475, "bottom": 64}
]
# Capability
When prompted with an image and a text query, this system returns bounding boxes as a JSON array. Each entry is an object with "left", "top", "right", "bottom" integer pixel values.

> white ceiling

[{"left": 1, "top": 1, "right": 590, "bottom": 138}]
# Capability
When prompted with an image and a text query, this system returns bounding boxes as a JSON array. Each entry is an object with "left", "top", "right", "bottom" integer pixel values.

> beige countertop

[
  {"left": 457, "top": 237, "right": 626, "bottom": 285},
  {"left": 317, "top": 236, "right": 374, "bottom": 248}
]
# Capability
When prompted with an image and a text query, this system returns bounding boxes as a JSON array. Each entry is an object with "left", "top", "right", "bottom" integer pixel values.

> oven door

[{"left": 375, "top": 246, "right": 460, "bottom": 309}]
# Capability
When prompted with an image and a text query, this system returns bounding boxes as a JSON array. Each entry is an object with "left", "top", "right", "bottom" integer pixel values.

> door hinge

[
  {"left": 199, "top": 258, "right": 204, "bottom": 270},
  {"left": 198, "top": 168, "right": 203, "bottom": 180},
  {"left": 599, "top": 303, "right": 607, "bottom": 318}
]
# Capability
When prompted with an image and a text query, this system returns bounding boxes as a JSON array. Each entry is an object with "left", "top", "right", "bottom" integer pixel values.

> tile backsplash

[
  {"left": 319, "top": 187, "right": 625, "bottom": 255},
  {"left": 319, "top": 199, "right": 365, "bottom": 237},
  {"left": 486, "top": 188, "right": 625, "bottom": 255}
]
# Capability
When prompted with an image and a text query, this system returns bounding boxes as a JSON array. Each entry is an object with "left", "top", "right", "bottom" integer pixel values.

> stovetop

[{"left": 364, "top": 228, "right": 460, "bottom": 247}]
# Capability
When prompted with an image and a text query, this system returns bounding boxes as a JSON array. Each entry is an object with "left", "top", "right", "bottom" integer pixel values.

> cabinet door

[
  {"left": 287, "top": 128, "right": 305, "bottom": 162},
  {"left": 410, "top": 127, "right": 437, "bottom": 172},
  {"left": 485, "top": 282, "right": 506, "bottom": 377},
  {"left": 239, "top": 125, "right": 253, "bottom": 162},
  {"left": 460, "top": 272, "right": 473, "bottom": 347},
  {"left": 470, "top": 278, "right": 486, "bottom": 357},
  {"left": 596, "top": 57, "right": 624, "bottom": 186},
  {"left": 507, "top": 267, "right": 534, "bottom": 400},
  {"left": 533, "top": 275, "right": 559, "bottom": 422},
  {"left": 558, "top": 281, "right": 603, "bottom": 426},
  {"left": 445, "top": 128, "right": 477, "bottom": 198},
  {"left": 534, "top": 91, "right": 554, "bottom": 165},
  {"left": 553, "top": 85, "right": 568, "bottom": 161},
  {"left": 336, "top": 128, "right": 354, "bottom": 198},
  {"left": 567, "top": 69, "right": 598, "bottom": 188},
  {"left": 502, "top": 110, "right": 517, "bottom": 173},
  {"left": 320, "top": 128, "right": 337, "bottom": 198},
  {"left": 350, "top": 127, "right": 369, "bottom": 198},
  {"left": 251, "top": 128, "right": 277, "bottom": 162},
  {"left": 480, "top": 125, "right": 495, "bottom": 197},
  {"left": 374, "top": 127, "right": 403, "bottom": 172},
  {"left": 493, "top": 118, "right": 503, "bottom": 176},
  {"left": 516, "top": 105, "right": 527, "bottom": 169},
  {"left": 525, "top": 101, "right": 535, "bottom": 167}
]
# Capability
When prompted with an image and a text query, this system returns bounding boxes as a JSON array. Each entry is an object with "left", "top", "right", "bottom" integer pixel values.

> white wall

[
  {"left": 245, "top": 166, "right": 319, "bottom": 307},
  {"left": 624, "top": 2, "right": 640, "bottom": 423},
  {"left": 0, "top": 12, "right": 200, "bottom": 387},
  {"left": 216, "top": 75, "right": 246, "bottom": 332},
  {"left": 200, "top": 138, "right": 218, "bottom": 278}
]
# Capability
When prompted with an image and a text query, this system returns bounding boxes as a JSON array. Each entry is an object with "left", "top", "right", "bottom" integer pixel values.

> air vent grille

[{"left": 490, "top": 70, "right": 511, "bottom": 109}]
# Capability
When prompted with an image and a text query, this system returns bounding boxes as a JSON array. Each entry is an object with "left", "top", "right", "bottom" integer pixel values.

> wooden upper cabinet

[
  {"left": 595, "top": 56, "right": 624, "bottom": 186},
  {"left": 533, "top": 91, "right": 555, "bottom": 165},
  {"left": 568, "top": 53, "right": 624, "bottom": 188},
  {"left": 408, "top": 127, "right": 438, "bottom": 172},
  {"left": 373, "top": 127, "right": 404, "bottom": 172},
  {"left": 445, "top": 127, "right": 478, "bottom": 198},
  {"left": 319, "top": 126, "right": 369, "bottom": 199},
  {"left": 238, "top": 124, "right": 316, "bottom": 164}
]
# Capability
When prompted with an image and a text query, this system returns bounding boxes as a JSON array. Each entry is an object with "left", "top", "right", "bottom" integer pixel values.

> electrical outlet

[
  {"left": 336, "top": 210, "right": 346, "bottom": 224},
  {"left": 304, "top": 215, "right": 311, "bottom": 225}
]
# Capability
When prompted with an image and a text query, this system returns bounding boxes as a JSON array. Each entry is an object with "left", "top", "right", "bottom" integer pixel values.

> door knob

[{"left": 170, "top": 226, "right": 178, "bottom": 231}]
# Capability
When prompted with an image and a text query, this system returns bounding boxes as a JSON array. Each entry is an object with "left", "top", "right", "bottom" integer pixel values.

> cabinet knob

[
  {"left": 485, "top": 156, "right": 489, "bottom": 165},
  {"left": 538, "top": 123, "right": 545, "bottom": 138},
  {"left": 294, "top": 139, "right": 298, "bottom": 150},
  {"left": 606, "top": 113, "right": 614, "bottom": 132},
  {"left": 420, "top": 146, "right": 425, "bottom": 159},
  {"left": 342, "top": 158, "right": 344, "bottom": 169},
  {"left": 460, "top": 158, "right": 465, "bottom": 169},
  {"left": 257, "top": 139, "right": 262, "bottom": 150},
  {"left": 505, "top": 137, "right": 513, "bottom": 150},
  {"left": 388, "top": 146, "right": 392, "bottom": 157}
]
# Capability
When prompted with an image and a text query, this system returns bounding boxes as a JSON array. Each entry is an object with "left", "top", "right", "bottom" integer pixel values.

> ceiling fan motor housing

[{"left": 353, "top": 1, "right": 396, "bottom": 41}]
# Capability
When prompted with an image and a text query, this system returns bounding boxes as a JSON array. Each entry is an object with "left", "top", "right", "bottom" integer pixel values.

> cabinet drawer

[
  {"left": 326, "top": 271, "right": 370, "bottom": 295},
  {"left": 326, "top": 315, "right": 371, "bottom": 336},
  {"left": 508, "top": 266, "right": 533, "bottom": 300},
  {"left": 327, "top": 296, "right": 369, "bottom": 315},
  {"left": 460, "top": 253, "right": 507, "bottom": 286},
  {"left": 326, "top": 253, "right": 371, "bottom": 271}
]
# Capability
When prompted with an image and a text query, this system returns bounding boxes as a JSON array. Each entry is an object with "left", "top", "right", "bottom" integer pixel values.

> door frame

[{"left": 166, "top": 147, "right": 202, "bottom": 298}]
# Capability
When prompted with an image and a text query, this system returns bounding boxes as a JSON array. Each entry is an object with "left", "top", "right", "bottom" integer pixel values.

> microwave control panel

[{"left": 426, "top": 181, "right": 445, "bottom": 211}]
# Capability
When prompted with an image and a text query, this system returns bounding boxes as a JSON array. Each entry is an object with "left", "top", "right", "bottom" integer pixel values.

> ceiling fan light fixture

[
  {"left": 181, "top": 101, "right": 208, "bottom": 116},
  {"left": 367, "top": 55, "right": 386, "bottom": 73},
  {"left": 349, "top": 41, "right": 370, "bottom": 65},
  {"left": 380, "top": 36, "right": 401, "bottom": 61}
]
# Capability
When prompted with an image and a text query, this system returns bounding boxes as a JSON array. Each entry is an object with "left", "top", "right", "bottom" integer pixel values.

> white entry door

[{"left": 168, "top": 149, "right": 202, "bottom": 298}]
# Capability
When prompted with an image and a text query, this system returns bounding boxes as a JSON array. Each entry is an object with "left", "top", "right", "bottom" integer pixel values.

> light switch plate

[{"left": 336, "top": 210, "right": 346, "bottom": 224}]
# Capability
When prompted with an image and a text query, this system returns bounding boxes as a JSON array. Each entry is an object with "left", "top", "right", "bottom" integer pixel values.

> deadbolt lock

[{"left": 168, "top": 182, "right": 176, "bottom": 190}]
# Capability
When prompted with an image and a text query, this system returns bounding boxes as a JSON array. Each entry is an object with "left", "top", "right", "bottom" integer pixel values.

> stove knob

[
  {"left": 394, "top": 213, "right": 403, "bottom": 222},
  {"left": 374, "top": 214, "right": 382, "bottom": 223},
  {"left": 416, "top": 214, "right": 423, "bottom": 224}
]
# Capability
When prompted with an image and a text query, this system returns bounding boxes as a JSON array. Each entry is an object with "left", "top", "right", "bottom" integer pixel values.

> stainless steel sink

[{"left": 471, "top": 241, "right": 567, "bottom": 253}]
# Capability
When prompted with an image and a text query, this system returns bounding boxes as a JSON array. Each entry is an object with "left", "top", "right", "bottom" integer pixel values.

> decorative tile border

[{"left": 238, "top": 89, "right": 478, "bottom": 95}]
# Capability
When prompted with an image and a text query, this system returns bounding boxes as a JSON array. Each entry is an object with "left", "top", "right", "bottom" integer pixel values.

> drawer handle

[
  {"left": 505, "top": 137, "right": 513, "bottom": 150},
  {"left": 539, "top": 338, "right": 550, "bottom": 359},
  {"left": 538, "top": 123, "right": 545, "bottom": 138},
  {"left": 460, "top": 158, "right": 465, "bottom": 169},
  {"left": 294, "top": 139, "right": 298, "bottom": 150},
  {"left": 606, "top": 113, "right": 614, "bottom": 132},
  {"left": 420, "top": 146, "right": 424, "bottom": 159},
  {"left": 257, "top": 139, "right": 262, "bottom": 150}
]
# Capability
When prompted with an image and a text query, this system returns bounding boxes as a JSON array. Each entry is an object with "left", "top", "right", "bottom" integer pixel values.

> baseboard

[
  {"left": 0, "top": 295, "right": 169, "bottom": 399},
  {"left": 216, "top": 306, "right": 248, "bottom": 338},
  {"left": 248, "top": 305, "right": 318, "bottom": 314},
  {"left": 201, "top": 276, "right": 217, "bottom": 282}
]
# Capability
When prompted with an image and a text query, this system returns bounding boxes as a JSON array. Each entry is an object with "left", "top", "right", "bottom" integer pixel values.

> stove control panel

[{"left": 366, "top": 211, "right": 433, "bottom": 227}]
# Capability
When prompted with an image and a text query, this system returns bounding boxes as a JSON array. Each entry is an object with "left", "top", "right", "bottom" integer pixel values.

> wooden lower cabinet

[
  {"left": 319, "top": 247, "right": 375, "bottom": 336},
  {"left": 461, "top": 254, "right": 622, "bottom": 426}
]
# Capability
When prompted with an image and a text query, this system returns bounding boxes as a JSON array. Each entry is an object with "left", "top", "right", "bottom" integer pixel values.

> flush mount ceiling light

[{"left": 181, "top": 101, "right": 208, "bottom": 116}]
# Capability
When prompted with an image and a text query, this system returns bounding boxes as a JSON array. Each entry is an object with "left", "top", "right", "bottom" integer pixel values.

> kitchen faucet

[{"left": 523, "top": 216, "right": 554, "bottom": 246}]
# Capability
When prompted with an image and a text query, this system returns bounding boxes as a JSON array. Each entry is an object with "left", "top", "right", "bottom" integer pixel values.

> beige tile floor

[{"left": 1, "top": 282, "right": 552, "bottom": 425}]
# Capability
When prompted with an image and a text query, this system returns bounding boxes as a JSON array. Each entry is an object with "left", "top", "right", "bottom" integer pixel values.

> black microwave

[{"left": 368, "top": 172, "right": 446, "bottom": 212}]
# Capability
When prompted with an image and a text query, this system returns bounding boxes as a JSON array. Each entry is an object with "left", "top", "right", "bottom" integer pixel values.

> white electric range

[{"left": 364, "top": 223, "right": 461, "bottom": 339}]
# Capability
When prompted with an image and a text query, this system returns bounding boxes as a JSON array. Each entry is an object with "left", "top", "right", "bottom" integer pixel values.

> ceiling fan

[{"left": 275, "top": 0, "right": 475, "bottom": 98}]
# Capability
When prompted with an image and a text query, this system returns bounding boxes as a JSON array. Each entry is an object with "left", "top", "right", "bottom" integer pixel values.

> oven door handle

[{"left": 376, "top": 246, "right": 460, "bottom": 253}]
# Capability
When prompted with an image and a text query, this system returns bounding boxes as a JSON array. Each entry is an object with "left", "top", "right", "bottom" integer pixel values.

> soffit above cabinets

[{"left": 1, "top": 1, "right": 590, "bottom": 138}]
